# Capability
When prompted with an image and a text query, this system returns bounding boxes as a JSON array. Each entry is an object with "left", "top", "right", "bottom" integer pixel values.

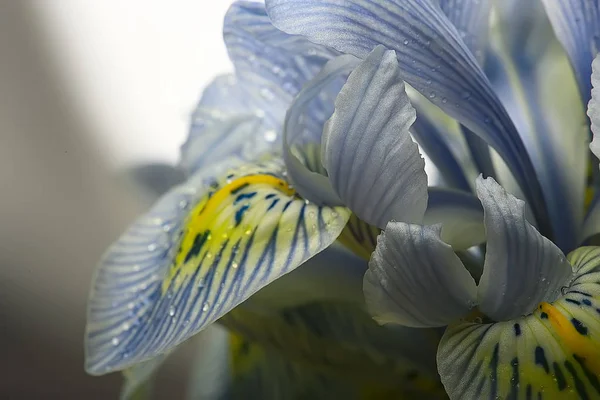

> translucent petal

[
  {"left": 85, "top": 157, "right": 350, "bottom": 374},
  {"left": 120, "top": 354, "right": 168, "bottom": 400},
  {"left": 321, "top": 46, "right": 428, "bottom": 228},
  {"left": 476, "top": 177, "right": 572, "bottom": 321},
  {"left": 364, "top": 223, "right": 477, "bottom": 328},
  {"left": 438, "top": 246, "right": 600, "bottom": 400},
  {"left": 266, "top": 0, "right": 549, "bottom": 231},
  {"left": 541, "top": 0, "right": 600, "bottom": 103}
]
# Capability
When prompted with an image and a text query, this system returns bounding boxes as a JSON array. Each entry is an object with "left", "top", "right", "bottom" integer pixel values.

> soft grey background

[{"left": 0, "top": 1, "right": 232, "bottom": 398}]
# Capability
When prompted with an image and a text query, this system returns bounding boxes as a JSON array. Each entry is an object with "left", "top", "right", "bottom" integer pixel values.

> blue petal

[
  {"left": 541, "top": 0, "right": 600, "bottom": 103},
  {"left": 486, "top": 27, "right": 588, "bottom": 252},
  {"left": 364, "top": 223, "right": 477, "bottom": 327},
  {"left": 85, "top": 157, "right": 350, "bottom": 374},
  {"left": 476, "top": 177, "right": 572, "bottom": 321},
  {"left": 411, "top": 107, "right": 471, "bottom": 192},
  {"left": 181, "top": 2, "right": 338, "bottom": 175},
  {"left": 321, "top": 45, "right": 428, "bottom": 228},
  {"left": 438, "top": 0, "right": 491, "bottom": 64},
  {"left": 266, "top": 0, "right": 550, "bottom": 232}
]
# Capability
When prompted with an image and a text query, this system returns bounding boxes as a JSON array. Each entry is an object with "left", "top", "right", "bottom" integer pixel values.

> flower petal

[
  {"left": 476, "top": 177, "right": 572, "bottom": 321},
  {"left": 85, "top": 157, "right": 350, "bottom": 374},
  {"left": 589, "top": 54, "right": 600, "bottom": 162},
  {"left": 582, "top": 195, "right": 600, "bottom": 243},
  {"left": 364, "top": 223, "right": 477, "bottom": 328},
  {"left": 411, "top": 110, "right": 471, "bottom": 192},
  {"left": 321, "top": 45, "right": 428, "bottom": 228},
  {"left": 180, "top": 75, "right": 275, "bottom": 175},
  {"left": 438, "top": 246, "right": 600, "bottom": 400},
  {"left": 282, "top": 54, "right": 359, "bottom": 206},
  {"left": 266, "top": 0, "right": 549, "bottom": 231},
  {"left": 541, "top": 0, "right": 600, "bottom": 103},
  {"left": 182, "top": 2, "right": 339, "bottom": 175},
  {"left": 438, "top": 0, "right": 492, "bottom": 64},
  {"left": 424, "top": 187, "right": 485, "bottom": 250}
]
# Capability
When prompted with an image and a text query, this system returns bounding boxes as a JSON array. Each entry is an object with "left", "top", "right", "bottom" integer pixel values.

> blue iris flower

[{"left": 85, "top": 1, "right": 600, "bottom": 398}]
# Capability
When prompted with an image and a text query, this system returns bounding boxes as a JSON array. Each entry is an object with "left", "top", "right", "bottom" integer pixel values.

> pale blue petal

[
  {"left": 424, "top": 188, "right": 485, "bottom": 250},
  {"left": 589, "top": 54, "right": 600, "bottom": 162},
  {"left": 322, "top": 46, "right": 428, "bottom": 228},
  {"left": 282, "top": 55, "right": 359, "bottom": 205},
  {"left": 487, "top": 27, "right": 588, "bottom": 253},
  {"left": 476, "top": 177, "right": 572, "bottom": 321},
  {"left": 541, "top": 0, "right": 600, "bottom": 103},
  {"left": 364, "top": 223, "right": 477, "bottom": 328},
  {"left": 182, "top": 2, "right": 339, "bottom": 175},
  {"left": 181, "top": 75, "right": 275, "bottom": 175},
  {"left": 266, "top": 0, "right": 549, "bottom": 232},
  {"left": 85, "top": 158, "right": 350, "bottom": 374},
  {"left": 438, "top": 0, "right": 492, "bottom": 64},
  {"left": 411, "top": 109, "right": 471, "bottom": 192}
]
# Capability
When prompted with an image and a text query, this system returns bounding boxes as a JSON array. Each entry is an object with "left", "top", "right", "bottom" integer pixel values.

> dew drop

[
  {"left": 428, "top": 92, "right": 436, "bottom": 99},
  {"left": 232, "top": 261, "right": 239, "bottom": 269},
  {"left": 441, "top": 97, "right": 448, "bottom": 104},
  {"left": 202, "top": 302, "right": 210, "bottom": 312},
  {"left": 403, "top": 39, "right": 409, "bottom": 45},
  {"left": 168, "top": 306, "right": 176, "bottom": 317},
  {"left": 260, "top": 87, "right": 275, "bottom": 101},
  {"left": 147, "top": 244, "right": 157, "bottom": 251},
  {"left": 264, "top": 130, "right": 277, "bottom": 142},
  {"left": 111, "top": 337, "right": 120, "bottom": 346}
]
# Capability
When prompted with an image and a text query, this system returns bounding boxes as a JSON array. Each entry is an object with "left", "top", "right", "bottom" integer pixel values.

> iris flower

[{"left": 85, "top": 0, "right": 600, "bottom": 399}]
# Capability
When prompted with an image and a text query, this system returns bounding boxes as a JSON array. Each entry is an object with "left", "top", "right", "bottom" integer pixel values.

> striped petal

[
  {"left": 438, "top": 0, "right": 492, "bottom": 64},
  {"left": 438, "top": 246, "right": 600, "bottom": 400},
  {"left": 541, "top": 0, "right": 600, "bottom": 104},
  {"left": 85, "top": 157, "right": 350, "bottom": 374},
  {"left": 266, "top": 0, "right": 550, "bottom": 232},
  {"left": 590, "top": 54, "right": 600, "bottom": 163},
  {"left": 476, "top": 177, "right": 573, "bottom": 321},
  {"left": 282, "top": 54, "right": 359, "bottom": 206},
  {"left": 321, "top": 45, "right": 428, "bottom": 228},
  {"left": 364, "top": 223, "right": 477, "bottom": 328}
]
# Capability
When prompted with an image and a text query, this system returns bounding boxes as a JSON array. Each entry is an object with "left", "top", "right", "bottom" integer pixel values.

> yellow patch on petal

[{"left": 439, "top": 247, "right": 600, "bottom": 400}]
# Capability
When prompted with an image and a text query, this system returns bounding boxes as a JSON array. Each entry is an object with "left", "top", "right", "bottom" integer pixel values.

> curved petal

[
  {"left": 438, "top": 0, "right": 492, "bottom": 64},
  {"left": 438, "top": 246, "right": 600, "bottom": 400},
  {"left": 321, "top": 45, "right": 428, "bottom": 228},
  {"left": 424, "top": 187, "right": 485, "bottom": 250},
  {"left": 266, "top": 0, "right": 549, "bottom": 232},
  {"left": 282, "top": 55, "right": 359, "bottom": 206},
  {"left": 364, "top": 223, "right": 477, "bottom": 328},
  {"left": 411, "top": 109, "right": 471, "bottom": 192},
  {"left": 589, "top": 54, "right": 600, "bottom": 162},
  {"left": 85, "top": 157, "right": 351, "bottom": 374},
  {"left": 541, "top": 0, "right": 600, "bottom": 103},
  {"left": 476, "top": 177, "right": 572, "bottom": 321}
]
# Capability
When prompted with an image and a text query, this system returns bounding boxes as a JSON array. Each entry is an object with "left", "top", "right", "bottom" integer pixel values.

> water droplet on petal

[
  {"left": 403, "top": 39, "right": 409, "bottom": 45},
  {"left": 202, "top": 302, "right": 210, "bottom": 312},
  {"left": 112, "top": 337, "right": 120, "bottom": 346},
  {"left": 168, "top": 306, "right": 176, "bottom": 317}
]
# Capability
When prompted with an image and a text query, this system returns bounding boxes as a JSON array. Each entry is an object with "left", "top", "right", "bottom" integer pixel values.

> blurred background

[{"left": 0, "top": 1, "right": 235, "bottom": 398}]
